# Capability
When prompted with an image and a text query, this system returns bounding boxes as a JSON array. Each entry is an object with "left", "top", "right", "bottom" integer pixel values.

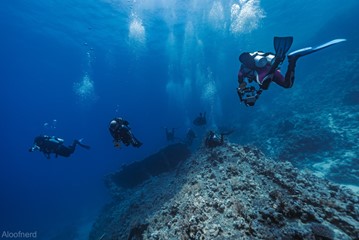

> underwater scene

[{"left": 1, "top": 0, "right": 358, "bottom": 239}]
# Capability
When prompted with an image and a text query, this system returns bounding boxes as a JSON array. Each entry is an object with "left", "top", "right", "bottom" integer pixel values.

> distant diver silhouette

[
  {"left": 185, "top": 128, "right": 196, "bottom": 146},
  {"left": 193, "top": 112, "right": 207, "bottom": 126},
  {"left": 109, "top": 117, "right": 142, "bottom": 148},
  {"left": 165, "top": 127, "right": 176, "bottom": 142},
  {"left": 29, "top": 135, "right": 90, "bottom": 159}
]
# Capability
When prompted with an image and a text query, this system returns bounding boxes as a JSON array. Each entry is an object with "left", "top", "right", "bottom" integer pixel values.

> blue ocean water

[{"left": 0, "top": 0, "right": 358, "bottom": 239}]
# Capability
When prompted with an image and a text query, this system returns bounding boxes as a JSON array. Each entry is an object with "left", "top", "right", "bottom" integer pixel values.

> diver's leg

[
  {"left": 131, "top": 136, "right": 143, "bottom": 147},
  {"left": 220, "top": 134, "right": 224, "bottom": 145},
  {"left": 56, "top": 145, "right": 74, "bottom": 157},
  {"left": 283, "top": 56, "right": 299, "bottom": 88}
]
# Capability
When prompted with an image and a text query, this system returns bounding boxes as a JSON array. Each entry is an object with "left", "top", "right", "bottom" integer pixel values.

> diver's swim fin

[
  {"left": 274, "top": 36, "right": 293, "bottom": 62},
  {"left": 75, "top": 139, "right": 91, "bottom": 149},
  {"left": 288, "top": 38, "right": 346, "bottom": 58},
  {"left": 267, "top": 36, "right": 293, "bottom": 75}
]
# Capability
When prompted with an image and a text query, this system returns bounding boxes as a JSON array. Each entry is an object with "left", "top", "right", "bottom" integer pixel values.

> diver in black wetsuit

[
  {"left": 109, "top": 117, "right": 142, "bottom": 148},
  {"left": 193, "top": 112, "right": 207, "bottom": 126},
  {"left": 185, "top": 128, "right": 196, "bottom": 146},
  {"left": 205, "top": 129, "right": 234, "bottom": 148},
  {"left": 165, "top": 127, "right": 175, "bottom": 142},
  {"left": 29, "top": 135, "right": 90, "bottom": 159},
  {"left": 205, "top": 131, "right": 224, "bottom": 148}
]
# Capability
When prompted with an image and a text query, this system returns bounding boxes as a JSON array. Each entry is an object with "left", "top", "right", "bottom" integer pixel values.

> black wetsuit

[
  {"left": 205, "top": 132, "right": 224, "bottom": 148},
  {"left": 109, "top": 118, "right": 142, "bottom": 148},
  {"left": 29, "top": 135, "right": 90, "bottom": 159},
  {"left": 193, "top": 112, "right": 207, "bottom": 126}
]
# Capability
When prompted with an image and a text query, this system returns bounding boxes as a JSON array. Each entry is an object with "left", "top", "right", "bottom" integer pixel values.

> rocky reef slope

[
  {"left": 89, "top": 143, "right": 358, "bottom": 240},
  {"left": 237, "top": 105, "right": 359, "bottom": 186}
]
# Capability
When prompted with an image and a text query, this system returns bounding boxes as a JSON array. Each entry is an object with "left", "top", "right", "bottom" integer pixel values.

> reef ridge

[{"left": 90, "top": 143, "right": 359, "bottom": 240}]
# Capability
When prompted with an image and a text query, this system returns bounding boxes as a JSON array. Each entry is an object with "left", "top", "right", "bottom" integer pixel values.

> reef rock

[
  {"left": 237, "top": 105, "right": 359, "bottom": 186},
  {"left": 90, "top": 143, "right": 358, "bottom": 240}
]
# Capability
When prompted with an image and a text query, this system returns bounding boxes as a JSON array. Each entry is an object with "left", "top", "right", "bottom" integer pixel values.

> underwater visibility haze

[{"left": 1, "top": 0, "right": 358, "bottom": 239}]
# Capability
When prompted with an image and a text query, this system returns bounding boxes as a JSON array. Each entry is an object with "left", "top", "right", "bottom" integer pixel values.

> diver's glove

[{"left": 113, "top": 140, "right": 121, "bottom": 148}]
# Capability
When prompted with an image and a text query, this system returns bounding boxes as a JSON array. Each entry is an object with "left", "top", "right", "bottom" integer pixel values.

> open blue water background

[{"left": 1, "top": 0, "right": 358, "bottom": 238}]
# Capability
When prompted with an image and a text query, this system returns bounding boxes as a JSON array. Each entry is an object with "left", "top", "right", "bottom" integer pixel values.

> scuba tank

[{"left": 250, "top": 51, "right": 275, "bottom": 68}]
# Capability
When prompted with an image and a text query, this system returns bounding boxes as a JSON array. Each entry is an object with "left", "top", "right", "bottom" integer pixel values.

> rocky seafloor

[
  {"left": 236, "top": 105, "right": 359, "bottom": 186},
  {"left": 89, "top": 143, "right": 359, "bottom": 240}
]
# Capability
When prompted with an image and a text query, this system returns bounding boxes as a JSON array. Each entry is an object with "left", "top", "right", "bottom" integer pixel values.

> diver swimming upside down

[{"left": 237, "top": 37, "right": 346, "bottom": 106}]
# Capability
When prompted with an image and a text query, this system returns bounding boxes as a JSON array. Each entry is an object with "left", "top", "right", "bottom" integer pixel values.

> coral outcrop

[{"left": 89, "top": 143, "right": 359, "bottom": 240}]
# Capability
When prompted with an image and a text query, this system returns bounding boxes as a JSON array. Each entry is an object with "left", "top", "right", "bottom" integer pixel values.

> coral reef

[
  {"left": 237, "top": 105, "right": 359, "bottom": 185},
  {"left": 89, "top": 143, "right": 359, "bottom": 240}
]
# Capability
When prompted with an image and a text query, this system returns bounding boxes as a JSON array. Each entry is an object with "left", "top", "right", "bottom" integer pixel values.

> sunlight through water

[
  {"left": 129, "top": 12, "right": 146, "bottom": 45},
  {"left": 230, "top": 0, "right": 265, "bottom": 34}
]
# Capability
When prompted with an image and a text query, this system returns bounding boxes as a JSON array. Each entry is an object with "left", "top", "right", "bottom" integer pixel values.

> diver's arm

[
  {"left": 29, "top": 145, "right": 40, "bottom": 152},
  {"left": 110, "top": 129, "right": 121, "bottom": 147},
  {"left": 238, "top": 68, "right": 244, "bottom": 84},
  {"left": 110, "top": 130, "right": 116, "bottom": 140},
  {"left": 238, "top": 66, "right": 248, "bottom": 89}
]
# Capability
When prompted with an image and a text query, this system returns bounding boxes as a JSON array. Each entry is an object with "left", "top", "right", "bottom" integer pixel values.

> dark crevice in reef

[{"left": 109, "top": 143, "right": 191, "bottom": 189}]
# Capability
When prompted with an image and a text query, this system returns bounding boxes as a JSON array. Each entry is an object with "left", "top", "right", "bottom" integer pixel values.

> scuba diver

[
  {"left": 205, "top": 129, "right": 234, "bottom": 148},
  {"left": 237, "top": 37, "right": 346, "bottom": 106},
  {"left": 193, "top": 112, "right": 207, "bottom": 126},
  {"left": 185, "top": 128, "right": 196, "bottom": 146},
  {"left": 165, "top": 127, "right": 175, "bottom": 142},
  {"left": 205, "top": 131, "right": 224, "bottom": 148},
  {"left": 109, "top": 117, "right": 142, "bottom": 148},
  {"left": 29, "top": 135, "right": 90, "bottom": 159}
]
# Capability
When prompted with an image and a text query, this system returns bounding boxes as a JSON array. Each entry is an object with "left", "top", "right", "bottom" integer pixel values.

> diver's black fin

[
  {"left": 267, "top": 36, "right": 293, "bottom": 75},
  {"left": 75, "top": 139, "right": 91, "bottom": 149},
  {"left": 132, "top": 138, "right": 143, "bottom": 148},
  {"left": 274, "top": 36, "right": 293, "bottom": 62}
]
